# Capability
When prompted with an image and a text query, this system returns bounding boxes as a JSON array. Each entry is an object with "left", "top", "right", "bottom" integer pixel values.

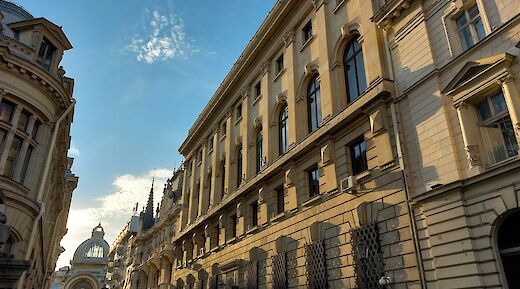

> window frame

[
  {"left": 307, "top": 76, "right": 322, "bottom": 133},
  {"left": 276, "top": 54, "right": 284, "bottom": 75},
  {"left": 276, "top": 186, "right": 285, "bottom": 215},
  {"left": 250, "top": 201, "right": 259, "bottom": 228},
  {"left": 343, "top": 36, "right": 367, "bottom": 103},
  {"left": 236, "top": 145, "right": 243, "bottom": 187},
  {"left": 455, "top": 3, "right": 486, "bottom": 51},
  {"left": 279, "top": 106, "right": 289, "bottom": 155},
  {"left": 255, "top": 130, "right": 263, "bottom": 174},
  {"left": 307, "top": 165, "right": 320, "bottom": 198},
  {"left": 302, "top": 20, "right": 313, "bottom": 43},
  {"left": 350, "top": 137, "right": 368, "bottom": 176}
]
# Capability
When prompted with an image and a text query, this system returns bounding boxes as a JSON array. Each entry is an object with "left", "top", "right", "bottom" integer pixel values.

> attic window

[{"left": 37, "top": 37, "right": 57, "bottom": 71}]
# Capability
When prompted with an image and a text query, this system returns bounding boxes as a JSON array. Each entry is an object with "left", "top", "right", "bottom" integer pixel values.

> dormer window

[{"left": 37, "top": 37, "right": 57, "bottom": 71}]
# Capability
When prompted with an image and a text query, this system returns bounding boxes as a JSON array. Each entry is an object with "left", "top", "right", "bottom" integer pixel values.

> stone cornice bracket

[
  {"left": 372, "top": 0, "right": 413, "bottom": 30},
  {"left": 258, "top": 187, "right": 266, "bottom": 204},
  {"left": 241, "top": 87, "right": 250, "bottom": 99},
  {"left": 204, "top": 224, "right": 209, "bottom": 237},
  {"left": 283, "top": 30, "right": 296, "bottom": 48},
  {"left": 311, "top": 0, "right": 327, "bottom": 11},
  {"left": 498, "top": 74, "right": 514, "bottom": 85},
  {"left": 276, "top": 92, "right": 288, "bottom": 106},
  {"left": 260, "top": 61, "right": 271, "bottom": 75},
  {"left": 236, "top": 202, "right": 242, "bottom": 218},
  {"left": 305, "top": 62, "right": 319, "bottom": 77},
  {"left": 218, "top": 215, "right": 224, "bottom": 228}
]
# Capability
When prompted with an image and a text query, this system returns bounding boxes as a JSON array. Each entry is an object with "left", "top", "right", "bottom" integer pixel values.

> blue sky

[{"left": 19, "top": 0, "right": 276, "bottom": 269}]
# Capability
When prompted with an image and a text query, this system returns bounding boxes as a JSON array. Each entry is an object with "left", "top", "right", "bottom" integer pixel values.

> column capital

[{"left": 498, "top": 74, "right": 515, "bottom": 85}]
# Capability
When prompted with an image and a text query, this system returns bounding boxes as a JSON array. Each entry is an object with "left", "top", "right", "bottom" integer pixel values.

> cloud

[
  {"left": 126, "top": 10, "right": 199, "bottom": 63},
  {"left": 68, "top": 142, "right": 80, "bottom": 157},
  {"left": 55, "top": 168, "right": 173, "bottom": 269}
]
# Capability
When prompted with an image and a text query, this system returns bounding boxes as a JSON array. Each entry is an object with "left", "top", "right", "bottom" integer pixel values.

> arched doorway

[{"left": 498, "top": 210, "right": 520, "bottom": 288}]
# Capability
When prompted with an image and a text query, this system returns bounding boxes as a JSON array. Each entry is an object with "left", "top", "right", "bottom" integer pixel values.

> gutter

[
  {"left": 383, "top": 30, "right": 427, "bottom": 289},
  {"left": 17, "top": 99, "right": 76, "bottom": 289}
]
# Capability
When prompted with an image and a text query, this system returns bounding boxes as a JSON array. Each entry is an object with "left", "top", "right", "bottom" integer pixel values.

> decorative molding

[
  {"left": 305, "top": 62, "right": 319, "bottom": 77},
  {"left": 465, "top": 145, "right": 481, "bottom": 168},
  {"left": 285, "top": 169, "right": 294, "bottom": 187},
  {"left": 260, "top": 61, "right": 270, "bottom": 75},
  {"left": 258, "top": 187, "right": 266, "bottom": 204},
  {"left": 276, "top": 92, "right": 288, "bottom": 106},
  {"left": 320, "top": 144, "right": 331, "bottom": 165},
  {"left": 311, "top": 0, "right": 327, "bottom": 11}
]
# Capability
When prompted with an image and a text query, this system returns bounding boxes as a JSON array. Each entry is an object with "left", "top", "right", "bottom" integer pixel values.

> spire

[{"left": 142, "top": 174, "right": 155, "bottom": 231}]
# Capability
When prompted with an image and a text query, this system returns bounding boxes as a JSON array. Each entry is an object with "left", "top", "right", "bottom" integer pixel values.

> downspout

[
  {"left": 17, "top": 99, "right": 76, "bottom": 289},
  {"left": 382, "top": 31, "right": 427, "bottom": 289}
]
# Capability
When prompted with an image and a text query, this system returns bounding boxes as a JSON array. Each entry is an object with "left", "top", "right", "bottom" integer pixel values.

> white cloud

[
  {"left": 55, "top": 168, "right": 172, "bottom": 269},
  {"left": 126, "top": 10, "right": 199, "bottom": 63},
  {"left": 68, "top": 142, "right": 80, "bottom": 157}
]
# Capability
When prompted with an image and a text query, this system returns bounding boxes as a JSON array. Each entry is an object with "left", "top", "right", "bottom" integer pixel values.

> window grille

[
  {"left": 243, "top": 260, "right": 258, "bottom": 289},
  {"left": 305, "top": 240, "right": 328, "bottom": 289},
  {"left": 272, "top": 252, "right": 288, "bottom": 289},
  {"left": 351, "top": 223, "right": 384, "bottom": 289}
]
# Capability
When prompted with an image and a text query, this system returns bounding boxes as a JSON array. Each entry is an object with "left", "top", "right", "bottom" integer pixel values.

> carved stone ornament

[
  {"left": 276, "top": 92, "right": 288, "bottom": 106},
  {"left": 258, "top": 187, "right": 266, "bottom": 204},
  {"left": 285, "top": 169, "right": 294, "bottom": 187},
  {"left": 305, "top": 63, "right": 319, "bottom": 77},
  {"left": 321, "top": 144, "right": 331, "bottom": 165},
  {"left": 311, "top": 0, "right": 327, "bottom": 10},
  {"left": 261, "top": 61, "right": 270, "bottom": 75},
  {"left": 465, "top": 145, "right": 481, "bottom": 168},
  {"left": 369, "top": 107, "right": 388, "bottom": 135},
  {"left": 283, "top": 30, "right": 296, "bottom": 47},
  {"left": 236, "top": 202, "right": 242, "bottom": 218}
]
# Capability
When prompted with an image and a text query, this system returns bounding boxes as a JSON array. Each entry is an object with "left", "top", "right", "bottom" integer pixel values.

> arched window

[
  {"left": 344, "top": 37, "right": 367, "bottom": 103},
  {"left": 220, "top": 160, "right": 226, "bottom": 198},
  {"left": 498, "top": 210, "right": 520, "bottom": 287},
  {"left": 256, "top": 130, "right": 263, "bottom": 174},
  {"left": 86, "top": 244, "right": 104, "bottom": 258},
  {"left": 279, "top": 106, "right": 288, "bottom": 155},
  {"left": 236, "top": 146, "right": 243, "bottom": 187},
  {"left": 307, "top": 76, "right": 322, "bottom": 133}
]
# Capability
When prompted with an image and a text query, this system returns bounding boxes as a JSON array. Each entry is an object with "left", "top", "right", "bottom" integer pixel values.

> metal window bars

[
  {"left": 305, "top": 240, "right": 328, "bottom": 289},
  {"left": 272, "top": 252, "right": 288, "bottom": 289},
  {"left": 351, "top": 223, "right": 384, "bottom": 289}
]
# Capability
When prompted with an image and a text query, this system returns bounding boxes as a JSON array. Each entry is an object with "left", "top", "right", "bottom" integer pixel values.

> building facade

[
  {"left": 0, "top": 1, "right": 78, "bottom": 289},
  {"left": 51, "top": 224, "right": 110, "bottom": 289},
  {"left": 106, "top": 215, "right": 139, "bottom": 289},
  {"left": 117, "top": 0, "right": 520, "bottom": 288}
]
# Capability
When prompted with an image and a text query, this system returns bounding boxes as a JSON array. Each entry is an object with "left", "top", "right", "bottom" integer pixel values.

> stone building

[
  {"left": 0, "top": 1, "right": 78, "bottom": 288},
  {"left": 106, "top": 215, "right": 139, "bottom": 289},
  {"left": 117, "top": 0, "right": 520, "bottom": 288},
  {"left": 51, "top": 224, "right": 110, "bottom": 289}
]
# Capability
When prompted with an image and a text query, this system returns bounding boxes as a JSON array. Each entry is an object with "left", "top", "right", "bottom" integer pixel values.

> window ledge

[
  {"left": 226, "top": 237, "right": 238, "bottom": 245},
  {"left": 246, "top": 226, "right": 259, "bottom": 235},
  {"left": 302, "top": 194, "right": 322, "bottom": 207},
  {"left": 270, "top": 212, "right": 286, "bottom": 223},
  {"left": 207, "top": 148, "right": 214, "bottom": 155},
  {"left": 355, "top": 170, "right": 371, "bottom": 181},
  {"left": 299, "top": 35, "right": 315, "bottom": 52},
  {"left": 273, "top": 68, "right": 286, "bottom": 82},
  {"left": 210, "top": 246, "right": 220, "bottom": 253},
  {"left": 220, "top": 134, "right": 226, "bottom": 142},
  {"left": 197, "top": 161, "right": 202, "bottom": 167},
  {"left": 333, "top": 0, "right": 346, "bottom": 14},
  {"left": 234, "top": 116, "right": 242, "bottom": 126},
  {"left": 252, "top": 95, "right": 262, "bottom": 106}
]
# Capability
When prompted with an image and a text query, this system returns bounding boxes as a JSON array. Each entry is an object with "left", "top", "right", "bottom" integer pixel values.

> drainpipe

[
  {"left": 17, "top": 99, "right": 76, "bottom": 289},
  {"left": 382, "top": 31, "right": 427, "bottom": 289}
]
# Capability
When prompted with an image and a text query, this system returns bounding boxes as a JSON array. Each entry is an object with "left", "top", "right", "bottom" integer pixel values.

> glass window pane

[
  {"left": 500, "top": 117, "right": 519, "bottom": 159},
  {"left": 0, "top": 101, "right": 15, "bottom": 123},
  {"left": 459, "top": 27, "right": 474, "bottom": 50},
  {"left": 18, "top": 111, "right": 30, "bottom": 132},
  {"left": 356, "top": 51, "right": 367, "bottom": 94},
  {"left": 456, "top": 14, "right": 468, "bottom": 29},
  {"left": 20, "top": 145, "right": 32, "bottom": 183},
  {"left": 345, "top": 43, "right": 354, "bottom": 60},
  {"left": 346, "top": 63, "right": 358, "bottom": 101},
  {"left": 4, "top": 136, "right": 22, "bottom": 178},
  {"left": 468, "top": 5, "right": 480, "bottom": 19},
  {"left": 491, "top": 93, "right": 508, "bottom": 115},
  {"left": 477, "top": 99, "right": 492, "bottom": 121},
  {"left": 32, "top": 121, "right": 40, "bottom": 140},
  {"left": 474, "top": 17, "right": 486, "bottom": 41}
]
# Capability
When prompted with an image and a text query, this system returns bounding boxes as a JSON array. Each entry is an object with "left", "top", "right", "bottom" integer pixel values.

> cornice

[
  {"left": 0, "top": 44, "right": 73, "bottom": 111},
  {"left": 179, "top": 0, "right": 299, "bottom": 154},
  {"left": 371, "top": 0, "right": 414, "bottom": 29}
]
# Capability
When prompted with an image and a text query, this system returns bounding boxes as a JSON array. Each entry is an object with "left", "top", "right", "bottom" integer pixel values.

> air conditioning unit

[{"left": 340, "top": 175, "right": 357, "bottom": 193}]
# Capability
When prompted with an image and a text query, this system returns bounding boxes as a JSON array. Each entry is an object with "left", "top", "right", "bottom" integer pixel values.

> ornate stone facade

[
  {"left": 116, "top": 0, "right": 520, "bottom": 288},
  {"left": 0, "top": 1, "right": 78, "bottom": 288}
]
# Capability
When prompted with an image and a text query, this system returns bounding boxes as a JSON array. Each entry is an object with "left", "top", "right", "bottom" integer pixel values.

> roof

[{"left": 8, "top": 17, "right": 73, "bottom": 49}]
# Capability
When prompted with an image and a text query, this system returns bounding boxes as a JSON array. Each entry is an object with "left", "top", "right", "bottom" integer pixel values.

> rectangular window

[
  {"left": 37, "top": 37, "right": 57, "bottom": 71},
  {"left": 198, "top": 149, "right": 203, "bottom": 163},
  {"left": 214, "top": 224, "right": 220, "bottom": 248},
  {"left": 276, "top": 187, "right": 285, "bottom": 214},
  {"left": 251, "top": 201, "right": 258, "bottom": 227},
  {"left": 255, "top": 81, "right": 261, "bottom": 98},
  {"left": 307, "top": 165, "right": 320, "bottom": 197},
  {"left": 20, "top": 145, "right": 33, "bottom": 183},
  {"left": 0, "top": 100, "right": 15, "bottom": 124},
  {"left": 31, "top": 120, "right": 40, "bottom": 140},
  {"left": 236, "top": 103, "right": 242, "bottom": 119},
  {"left": 230, "top": 214, "right": 237, "bottom": 238},
  {"left": 222, "top": 120, "right": 227, "bottom": 136},
  {"left": 4, "top": 136, "right": 22, "bottom": 178},
  {"left": 350, "top": 138, "right": 368, "bottom": 175},
  {"left": 456, "top": 4, "right": 486, "bottom": 51},
  {"left": 17, "top": 110, "right": 30, "bottom": 132},
  {"left": 303, "top": 20, "right": 313, "bottom": 42},
  {"left": 276, "top": 54, "right": 284, "bottom": 74},
  {"left": 477, "top": 92, "right": 519, "bottom": 164}
]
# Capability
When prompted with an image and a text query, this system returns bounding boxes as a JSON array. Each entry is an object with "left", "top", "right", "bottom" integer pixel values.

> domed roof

[
  {"left": 71, "top": 224, "right": 110, "bottom": 266},
  {"left": 0, "top": 0, "right": 33, "bottom": 23}
]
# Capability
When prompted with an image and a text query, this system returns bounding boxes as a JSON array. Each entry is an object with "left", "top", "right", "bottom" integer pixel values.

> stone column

[
  {"left": 456, "top": 104, "right": 483, "bottom": 173},
  {"left": 258, "top": 187, "right": 268, "bottom": 226},
  {"left": 187, "top": 158, "right": 198, "bottom": 224},
  {"left": 224, "top": 113, "right": 232, "bottom": 197},
  {"left": 240, "top": 90, "right": 250, "bottom": 182},
  {"left": 261, "top": 61, "right": 273, "bottom": 163},
  {"left": 209, "top": 131, "right": 218, "bottom": 208},
  {"left": 180, "top": 159, "right": 192, "bottom": 229},
  {"left": 313, "top": 0, "right": 337, "bottom": 120},
  {"left": 501, "top": 76, "right": 520, "bottom": 148},
  {"left": 283, "top": 30, "right": 300, "bottom": 145},
  {"left": 198, "top": 144, "right": 208, "bottom": 217}
]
